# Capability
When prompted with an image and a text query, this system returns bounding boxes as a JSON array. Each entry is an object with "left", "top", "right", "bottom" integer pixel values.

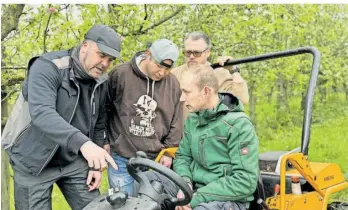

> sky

[{"left": 1, "top": 0, "right": 348, "bottom": 4}]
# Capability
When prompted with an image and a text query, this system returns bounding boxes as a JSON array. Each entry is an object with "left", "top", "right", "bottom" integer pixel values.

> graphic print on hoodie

[{"left": 130, "top": 94, "right": 157, "bottom": 136}]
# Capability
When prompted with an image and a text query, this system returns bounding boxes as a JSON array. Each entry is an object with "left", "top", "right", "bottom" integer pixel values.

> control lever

[
  {"left": 257, "top": 198, "right": 270, "bottom": 210},
  {"left": 106, "top": 188, "right": 128, "bottom": 209}
]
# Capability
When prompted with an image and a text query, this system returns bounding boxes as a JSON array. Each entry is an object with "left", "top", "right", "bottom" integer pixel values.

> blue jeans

[{"left": 108, "top": 153, "right": 136, "bottom": 197}]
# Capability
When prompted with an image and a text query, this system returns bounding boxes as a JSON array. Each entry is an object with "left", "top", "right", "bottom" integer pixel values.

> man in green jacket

[{"left": 145, "top": 64, "right": 259, "bottom": 210}]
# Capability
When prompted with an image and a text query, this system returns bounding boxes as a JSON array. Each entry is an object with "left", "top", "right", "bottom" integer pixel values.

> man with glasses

[
  {"left": 105, "top": 39, "right": 183, "bottom": 197},
  {"left": 172, "top": 32, "right": 249, "bottom": 119}
]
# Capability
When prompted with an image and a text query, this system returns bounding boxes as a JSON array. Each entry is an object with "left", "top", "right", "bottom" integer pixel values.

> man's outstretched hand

[
  {"left": 86, "top": 170, "right": 102, "bottom": 191},
  {"left": 80, "top": 141, "right": 118, "bottom": 171}
]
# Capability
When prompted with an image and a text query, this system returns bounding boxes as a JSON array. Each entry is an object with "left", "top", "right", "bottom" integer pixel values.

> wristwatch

[{"left": 230, "top": 65, "right": 241, "bottom": 74}]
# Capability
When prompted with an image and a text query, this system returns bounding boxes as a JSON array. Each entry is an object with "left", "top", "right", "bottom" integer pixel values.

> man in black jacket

[{"left": 8, "top": 24, "right": 119, "bottom": 210}]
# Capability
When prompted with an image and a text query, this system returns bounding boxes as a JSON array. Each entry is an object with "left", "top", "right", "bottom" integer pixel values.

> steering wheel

[{"left": 127, "top": 156, "right": 193, "bottom": 207}]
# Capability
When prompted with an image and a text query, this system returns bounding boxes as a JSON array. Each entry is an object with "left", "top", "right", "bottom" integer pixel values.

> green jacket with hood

[{"left": 173, "top": 93, "right": 259, "bottom": 208}]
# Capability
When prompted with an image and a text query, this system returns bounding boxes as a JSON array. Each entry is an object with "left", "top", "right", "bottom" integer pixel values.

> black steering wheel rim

[{"left": 127, "top": 157, "right": 193, "bottom": 206}]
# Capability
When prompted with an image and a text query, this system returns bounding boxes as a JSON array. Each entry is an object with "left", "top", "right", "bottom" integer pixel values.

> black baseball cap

[{"left": 84, "top": 24, "right": 122, "bottom": 59}]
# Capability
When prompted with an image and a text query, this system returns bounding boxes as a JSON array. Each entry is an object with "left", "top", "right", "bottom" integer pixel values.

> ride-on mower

[{"left": 83, "top": 47, "right": 348, "bottom": 210}]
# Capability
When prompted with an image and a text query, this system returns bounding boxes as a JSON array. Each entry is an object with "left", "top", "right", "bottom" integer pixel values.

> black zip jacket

[{"left": 9, "top": 49, "right": 108, "bottom": 176}]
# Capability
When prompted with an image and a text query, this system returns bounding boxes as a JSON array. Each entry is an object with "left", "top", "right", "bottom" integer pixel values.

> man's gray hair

[
  {"left": 184, "top": 32, "right": 212, "bottom": 49},
  {"left": 186, "top": 65, "right": 218, "bottom": 93}
]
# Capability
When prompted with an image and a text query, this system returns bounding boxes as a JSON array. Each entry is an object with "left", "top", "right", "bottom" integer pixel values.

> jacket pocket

[
  {"left": 215, "top": 136, "right": 227, "bottom": 144},
  {"left": 239, "top": 140, "right": 250, "bottom": 155},
  {"left": 12, "top": 124, "right": 31, "bottom": 148},
  {"left": 11, "top": 129, "right": 58, "bottom": 175}
]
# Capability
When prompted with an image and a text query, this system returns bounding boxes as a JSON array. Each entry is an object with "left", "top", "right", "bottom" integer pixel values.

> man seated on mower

[{"left": 145, "top": 65, "right": 259, "bottom": 210}]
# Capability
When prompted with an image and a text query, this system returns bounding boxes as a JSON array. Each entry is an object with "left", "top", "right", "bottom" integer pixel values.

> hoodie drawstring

[
  {"left": 146, "top": 77, "right": 150, "bottom": 96},
  {"left": 151, "top": 80, "right": 155, "bottom": 99},
  {"left": 146, "top": 77, "right": 155, "bottom": 99}
]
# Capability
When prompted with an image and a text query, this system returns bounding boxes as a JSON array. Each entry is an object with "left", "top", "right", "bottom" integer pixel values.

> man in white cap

[
  {"left": 6, "top": 24, "right": 120, "bottom": 210},
  {"left": 105, "top": 39, "right": 183, "bottom": 196}
]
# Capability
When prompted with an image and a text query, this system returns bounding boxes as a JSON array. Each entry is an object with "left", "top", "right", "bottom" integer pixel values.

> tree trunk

[
  {"left": 276, "top": 72, "right": 289, "bottom": 110},
  {"left": 1, "top": 90, "right": 10, "bottom": 210},
  {"left": 1, "top": 5, "right": 25, "bottom": 209},
  {"left": 276, "top": 71, "right": 291, "bottom": 126},
  {"left": 343, "top": 82, "right": 348, "bottom": 102},
  {"left": 301, "top": 92, "right": 306, "bottom": 111},
  {"left": 248, "top": 82, "right": 257, "bottom": 128},
  {"left": 267, "top": 85, "right": 274, "bottom": 103},
  {"left": 1, "top": 4, "right": 25, "bottom": 41}
]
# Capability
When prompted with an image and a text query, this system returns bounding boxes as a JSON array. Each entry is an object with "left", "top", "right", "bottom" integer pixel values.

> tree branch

[
  {"left": 43, "top": 11, "right": 53, "bottom": 53},
  {"left": 1, "top": 88, "right": 19, "bottom": 102},
  {"left": 134, "top": 6, "right": 184, "bottom": 35},
  {"left": 137, "top": 4, "right": 148, "bottom": 33},
  {"left": 122, "top": 6, "right": 185, "bottom": 37},
  {"left": 3, "top": 75, "right": 26, "bottom": 86},
  {"left": 96, "top": 6, "right": 103, "bottom": 24},
  {"left": 58, "top": 4, "right": 70, "bottom": 12},
  {"left": 1, "top": 67, "right": 27, "bottom": 70},
  {"left": 36, "top": 19, "right": 42, "bottom": 40}
]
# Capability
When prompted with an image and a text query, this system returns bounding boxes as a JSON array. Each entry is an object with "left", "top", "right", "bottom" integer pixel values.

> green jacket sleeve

[
  {"left": 173, "top": 119, "right": 193, "bottom": 185},
  {"left": 190, "top": 117, "right": 259, "bottom": 208}
]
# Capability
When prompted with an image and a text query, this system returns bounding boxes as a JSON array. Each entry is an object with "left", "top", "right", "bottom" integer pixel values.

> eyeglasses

[{"left": 183, "top": 48, "right": 209, "bottom": 57}]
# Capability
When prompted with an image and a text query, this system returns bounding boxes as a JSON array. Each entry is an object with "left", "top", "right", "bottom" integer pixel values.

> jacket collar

[
  {"left": 195, "top": 93, "right": 243, "bottom": 126},
  {"left": 69, "top": 67, "right": 108, "bottom": 85},
  {"left": 130, "top": 51, "right": 152, "bottom": 80}
]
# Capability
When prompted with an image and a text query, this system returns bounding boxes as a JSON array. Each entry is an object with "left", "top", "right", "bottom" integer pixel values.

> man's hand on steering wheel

[
  {"left": 176, "top": 182, "right": 193, "bottom": 210},
  {"left": 177, "top": 182, "right": 192, "bottom": 199},
  {"left": 160, "top": 155, "right": 173, "bottom": 168}
]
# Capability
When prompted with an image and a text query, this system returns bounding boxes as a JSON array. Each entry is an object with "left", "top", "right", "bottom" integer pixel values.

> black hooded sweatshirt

[{"left": 107, "top": 52, "right": 183, "bottom": 159}]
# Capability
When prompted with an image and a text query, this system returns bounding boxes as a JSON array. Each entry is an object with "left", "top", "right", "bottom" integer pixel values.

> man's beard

[{"left": 187, "top": 61, "right": 198, "bottom": 68}]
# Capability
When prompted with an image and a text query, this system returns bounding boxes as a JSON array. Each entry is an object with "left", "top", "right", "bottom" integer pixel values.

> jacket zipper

[
  {"left": 69, "top": 80, "right": 80, "bottom": 123},
  {"left": 199, "top": 139, "right": 206, "bottom": 167},
  {"left": 36, "top": 144, "right": 59, "bottom": 176},
  {"left": 89, "top": 82, "right": 101, "bottom": 138},
  {"left": 37, "top": 78, "right": 80, "bottom": 175},
  {"left": 12, "top": 123, "right": 32, "bottom": 147}
]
